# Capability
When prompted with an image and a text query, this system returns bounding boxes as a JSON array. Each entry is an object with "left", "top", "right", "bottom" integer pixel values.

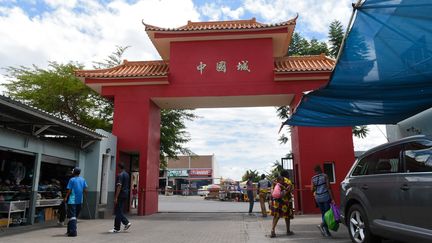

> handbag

[
  {"left": 331, "top": 202, "right": 341, "bottom": 222},
  {"left": 324, "top": 208, "right": 340, "bottom": 231},
  {"left": 271, "top": 183, "right": 282, "bottom": 199}
]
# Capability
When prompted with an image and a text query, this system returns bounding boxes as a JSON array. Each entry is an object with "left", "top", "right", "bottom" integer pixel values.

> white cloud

[
  {"left": 0, "top": 0, "right": 200, "bottom": 71},
  {"left": 199, "top": 3, "right": 244, "bottom": 21},
  {"left": 185, "top": 107, "right": 291, "bottom": 180},
  {"left": 43, "top": 0, "right": 77, "bottom": 9},
  {"left": 241, "top": 0, "right": 352, "bottom": 35}
]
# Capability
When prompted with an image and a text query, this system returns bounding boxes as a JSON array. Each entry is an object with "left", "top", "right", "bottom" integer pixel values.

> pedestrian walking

[
  {"left": 258, "top": 174, "right": 271, "bottom": 217},
  {"left": 269, "top": 170, "right": 294, "bottom": 238},
  {"left": 312, "top": 164, "right": 335, "bottom": 237},
  {"left": 109, "top": 162, "right": 131, "bottom": 233},
  {"left": 64, "top": 167, "right": 88, "bottom": 237},
  {"left": 246, "top": 175, "right": 255, "bottom": 215},
  {"left": 132, "top": 184, "right": 138, "bottom": 208}
]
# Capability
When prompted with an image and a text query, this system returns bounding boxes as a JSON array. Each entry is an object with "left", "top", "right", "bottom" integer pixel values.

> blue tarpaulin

[{"left": 286, "top": 0, "right": 432, "bottom": 127}]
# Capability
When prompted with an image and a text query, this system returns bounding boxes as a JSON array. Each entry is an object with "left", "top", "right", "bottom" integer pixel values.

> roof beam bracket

[
  {"left": 33, "top": 125, "right": 52, "bottom": 136},
  {"left": 81, "top": 140, "right": 95, "bottom": 149}
]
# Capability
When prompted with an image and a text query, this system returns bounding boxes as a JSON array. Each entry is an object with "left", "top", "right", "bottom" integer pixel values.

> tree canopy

[
  {"left": 159, "top": 109, "right": 197, "bottom": 168},
  {"left": 3, "top": 62, "right": 113, "bottom": 131},
  {"left": 328, "top": 20, "right": 345, "bottom": 58},
  {"left": 288, "top": 32, "right": 329, "bottom": 56},
  {"left": 241, "top": 169, "right": 260, "bottom": 182}
]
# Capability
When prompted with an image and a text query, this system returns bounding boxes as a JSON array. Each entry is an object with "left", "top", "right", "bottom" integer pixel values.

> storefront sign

[
  {"left": 167, "top": 169, "right": 188, "bottom": 177},
  {"left": 189, "top": 169, "right": 212, "bottom": 176}
]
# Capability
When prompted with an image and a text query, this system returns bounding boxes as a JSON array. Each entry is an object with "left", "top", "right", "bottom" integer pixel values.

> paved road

[{"left": 0, "top": 196, "right": 400, "bottom": 243}]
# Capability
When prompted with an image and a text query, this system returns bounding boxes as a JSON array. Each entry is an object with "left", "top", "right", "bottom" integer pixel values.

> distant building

[{"left": 159, "top": 155, "right": 217, "bottom": 195}]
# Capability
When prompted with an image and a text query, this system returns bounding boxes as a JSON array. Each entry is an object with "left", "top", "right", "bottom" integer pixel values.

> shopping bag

[
  {"left": 331, "top": 203, "right": 341, "bottom": 223},
  {"left": 271, "top": 183, "right": 282, "bottom": 199},
  {"left": 324, "top": 208, "right": 339, "bottom": 231},
  {"left": 58, "top": 201, "right": 67, "bottom": 223}
]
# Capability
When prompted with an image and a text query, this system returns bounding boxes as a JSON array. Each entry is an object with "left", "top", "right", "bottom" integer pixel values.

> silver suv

[{"left": 340, "top": 135, "right": 432, "bottom": 243}]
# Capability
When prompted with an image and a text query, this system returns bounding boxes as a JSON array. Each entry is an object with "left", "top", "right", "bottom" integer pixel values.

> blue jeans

[
  {"left": 114, "top": 197, "right": 129, "bottom": 230},
  {"left": 67, "top": 204, "right": 82, "bottom": 236},
  {"left": 317, "top": 200, "right": 331, "bottom": 233},
  {"left": 247, "top": 191, "right": 254, "bottom": 213}
]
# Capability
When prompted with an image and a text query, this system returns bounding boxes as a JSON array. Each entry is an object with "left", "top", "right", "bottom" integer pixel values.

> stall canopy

[{"left": 286, "top": 0, "right": 432, "bottom": 127}]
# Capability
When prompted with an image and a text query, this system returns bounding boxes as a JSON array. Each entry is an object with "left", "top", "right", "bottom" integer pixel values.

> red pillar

[
  {"left": 291, "top": 126, "right": 354, "bottom": 214},
  {"left": 112, "top": 96, "right": 160, "bottom": 215}
]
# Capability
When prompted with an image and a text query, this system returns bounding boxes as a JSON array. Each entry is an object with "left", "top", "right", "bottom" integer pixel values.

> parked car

[
  {"left": 340, "top": 135, "right": 432, "bottom": 243},
  {"left": 197, "top": 186, "right": 209, "bottom": 197}
]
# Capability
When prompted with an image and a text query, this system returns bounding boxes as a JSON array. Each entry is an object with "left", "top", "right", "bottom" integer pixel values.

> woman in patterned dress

[{"left": 269, "top": 170, "right": 294, "bottom": 238}]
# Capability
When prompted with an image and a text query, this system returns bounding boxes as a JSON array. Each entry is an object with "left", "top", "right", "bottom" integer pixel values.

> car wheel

[{"left": 347, "top": 204, "right": 381, "bottom": 243}]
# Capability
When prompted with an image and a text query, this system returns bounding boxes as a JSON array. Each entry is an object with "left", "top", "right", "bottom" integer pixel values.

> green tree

[
  {"left": 288, "top": 32, "right": 329, "bottom": 56},
  {"left": 159, "top": 109, "right": 197, "bottom": 168},
  {"left": 241, "top": 169, "right": 260, "bottom": 182},
  {"left": 328, "top": 20, "right": 344, "bottom": 58},
  {"left": 309, "top": 39, "right": 329, "bottom": 56},
  {"left": 3, "top": 62, "right": 112, "bottom": 131},
  {"left": 352, "top": 125, "right": 369, "bottom": 139},
  {"left": 92, "top": 45, "right": 131, "bottom": 69},
  {"left": 267, "top": 160, "right": 284, "bottom": 182}
]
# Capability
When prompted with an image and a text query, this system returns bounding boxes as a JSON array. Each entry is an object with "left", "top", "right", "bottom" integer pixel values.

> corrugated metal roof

[{"left": 0, "top": 95, "right": 104, "bottom": 147}]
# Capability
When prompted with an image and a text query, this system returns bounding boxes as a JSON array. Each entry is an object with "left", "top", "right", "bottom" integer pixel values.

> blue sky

[{"left": 0, "top": 0, "right": 388, "bottom": 180}]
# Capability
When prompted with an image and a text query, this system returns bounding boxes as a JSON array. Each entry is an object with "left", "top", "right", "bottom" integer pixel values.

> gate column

[
  {"left": 291, "top": 125, "right": 354, "bottom": 214},
  {"left": 112, "top": 96, "right": 160, "bottom": 215}
]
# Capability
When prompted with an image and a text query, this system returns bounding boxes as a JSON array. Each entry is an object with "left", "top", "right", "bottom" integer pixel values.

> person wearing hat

[{"left": 64, "top": 167, "right": 88, "bottom": 237}]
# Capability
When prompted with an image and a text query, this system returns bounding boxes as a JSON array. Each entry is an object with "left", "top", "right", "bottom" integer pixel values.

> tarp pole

[{"left": 334, "top": 0, "right": 364, "bottom": 63}]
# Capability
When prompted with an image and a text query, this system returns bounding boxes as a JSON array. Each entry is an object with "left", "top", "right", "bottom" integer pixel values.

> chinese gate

[{"left": 77, "top": 17, "right": 355, "bottom": 215}]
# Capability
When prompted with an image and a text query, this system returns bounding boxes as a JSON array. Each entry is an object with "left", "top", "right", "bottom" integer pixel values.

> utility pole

[{"left": 188, "top": 155, "right": 191, "bottom": 196}]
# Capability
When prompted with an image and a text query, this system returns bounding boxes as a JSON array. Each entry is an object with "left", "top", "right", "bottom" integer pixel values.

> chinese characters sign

[{"left": 196, "top": 60, "right": 251, "bottom": 75}]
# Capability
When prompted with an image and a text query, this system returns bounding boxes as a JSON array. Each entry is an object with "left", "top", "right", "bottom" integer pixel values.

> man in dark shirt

[{"left": 109, "top": 162, "right": 131, "bottom": 233}]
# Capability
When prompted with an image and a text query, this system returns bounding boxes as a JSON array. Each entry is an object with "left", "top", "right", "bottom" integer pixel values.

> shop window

[{"left": 323, "top": 162, "right": 336, "bottom": 183}]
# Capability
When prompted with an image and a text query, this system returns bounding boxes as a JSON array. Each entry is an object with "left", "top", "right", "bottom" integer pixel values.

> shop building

[
  {"left": 159, "top": 155, "right": 217, "bottom": 195},
  {"left": 0, "top": 95, "right": 117, "bottom": 227}
]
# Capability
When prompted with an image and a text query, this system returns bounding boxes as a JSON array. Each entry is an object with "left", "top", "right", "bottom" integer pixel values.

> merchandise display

[{"left": 0, "top": 150, "right": 74, "bottom": 227}]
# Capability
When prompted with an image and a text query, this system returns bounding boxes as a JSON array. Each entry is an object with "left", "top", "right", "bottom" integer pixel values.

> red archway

[{"left": 77, "top": 18, "right": 354, "bottom": 215}]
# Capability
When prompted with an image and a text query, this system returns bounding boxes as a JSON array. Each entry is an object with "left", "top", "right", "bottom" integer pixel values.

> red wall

[
  {"left": 170, "top": 38, "right": 274, "bottom": 87},
  {"left": 112, "top": 96, "right": 160, "bottom": 215},
  {"left": 291, "top": 126, "right": 355, "bottom": 214}
]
